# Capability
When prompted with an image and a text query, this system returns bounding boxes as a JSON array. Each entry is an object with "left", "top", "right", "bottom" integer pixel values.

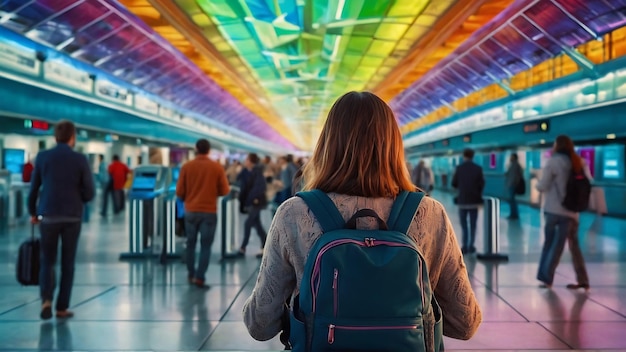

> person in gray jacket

[
  {"left": 535, "top": 135, "right": 589, "bottom": 290},
  {"left": 505, "top": 153, "right": 523, "bottom": 219}
]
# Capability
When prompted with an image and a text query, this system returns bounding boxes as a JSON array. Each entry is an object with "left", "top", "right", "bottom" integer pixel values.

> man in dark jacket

[
  {"left": 28, "top": 120, "right": 95, "bottom": 320},
  {"left": 452, "top": 148, "right": 485, "bottom": 254},
  {"left": 505, "top": 153, "right": 524, "bottom": 219},
  {"left": 237, "top": 153, "right": 267, "bottom": 258}
]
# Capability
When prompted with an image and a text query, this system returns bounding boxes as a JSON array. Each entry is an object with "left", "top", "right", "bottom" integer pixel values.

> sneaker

[
  {"left": 55, "top": 310, "right": 74, "bottom": 319},
  {"left": 566, "top": 283, "right": 590, "bottom": 290},
  {"left": 40, "top": 301, "right": 52, "bottom": 320},
  {"left": 193, "top": 279, "right": 211, "bottom": 289},
  {"left": 538, "top": 281, "right": 552, "bottom": 289},
  {"left": 236, "top": 249, "right": 246, "bottom": 257}
]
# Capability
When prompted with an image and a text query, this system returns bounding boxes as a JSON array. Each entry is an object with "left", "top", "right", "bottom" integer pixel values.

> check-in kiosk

[
  {"left": 120, "top": 165, "right": 166, "bottom": 259},
  {"left": 7, "top": 175, "right": 30, "bottom": 227}
]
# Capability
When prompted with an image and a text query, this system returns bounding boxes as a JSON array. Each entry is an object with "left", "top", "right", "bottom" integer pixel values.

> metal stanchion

[
  {"left": 120, "top": 196, "right": 161, "bottom": 260},
  {"left": 159, "top": 194, "right": 181, "bottom": 264},
  {"left": 477, "top": 196, "right": 509, "bottom": 261}
]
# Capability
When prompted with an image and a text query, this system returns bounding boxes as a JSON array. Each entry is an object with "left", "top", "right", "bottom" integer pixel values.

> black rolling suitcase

[{"left": 16, "top": 224, "right": 40, "bottom": 286}]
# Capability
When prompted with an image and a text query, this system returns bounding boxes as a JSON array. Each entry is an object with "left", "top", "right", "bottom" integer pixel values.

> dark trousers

[
  {"left": 113, "top": 189, "right": 125, "bottom": 214},
  {"left": 185, "top": 212, "right": 217, "bottom": 281},
  {"left": 458, "top": 208, "right": 478, "bottom": 251},
  {"left": 508, "top": 187, "right": 519, "bottom": 218},
  {"left": 241, "top": 205, "right": 267, "bottom": 250},
  {"left": 39, "top": 222, "right": 81, "bottom": 311},
  {"left": 537, "top": 213, "right": 589, "bottom": 286},
  {"left": 100, "top": 182, "right": 113, "bottom": 216}
]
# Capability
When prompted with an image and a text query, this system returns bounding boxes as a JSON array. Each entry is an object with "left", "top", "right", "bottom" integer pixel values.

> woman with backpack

[
  {"left": 242, "top": 91, "right": 481, "bottom": 351},
  {"left": 535, "top": 135, "right": 590, "bottom": 290}
]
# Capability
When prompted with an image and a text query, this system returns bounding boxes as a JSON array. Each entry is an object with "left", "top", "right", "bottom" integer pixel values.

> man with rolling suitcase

[{"left": 28, "top": 120, "right": 95, "bottom": 320}]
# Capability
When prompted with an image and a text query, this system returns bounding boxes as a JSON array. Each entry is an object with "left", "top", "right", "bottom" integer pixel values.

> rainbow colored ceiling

[
  {"left": 3, "top": 0, "right": 622, "bottom": 151},
  {"left": 120, "top": 0, "right": 510, "bottom": 150}
]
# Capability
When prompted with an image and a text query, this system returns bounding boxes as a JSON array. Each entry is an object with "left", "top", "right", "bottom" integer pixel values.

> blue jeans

[
  {"left": 537, "top": 213, "right": 589, "bottom": 286},
  {"left": 185, "top": 212, "right": 217, "bottom": 281},
  {"left": 508, "top": 187, "right": 519, "bottom": 218},
  {"left": 458, "top": 208, "right": 478, "bottom": 251},
  {"left": 241, "top": 205, "right": 267, "bottom": 251},
  {"left": 39, "top": 222, "right": 81, "bottom": 311}
]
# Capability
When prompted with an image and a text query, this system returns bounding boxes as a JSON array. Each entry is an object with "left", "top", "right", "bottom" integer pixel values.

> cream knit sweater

[{"left": 243, "top": 193, "right": 482, "bottom": 350}]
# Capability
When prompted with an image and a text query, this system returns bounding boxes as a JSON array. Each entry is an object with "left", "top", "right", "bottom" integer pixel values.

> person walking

[
  {"left": 451, "top": 148, "right": 485, "bottom": 254},
  {"left": 536, "top": 135, "right": 589, "bottom": 290},
  {"left": 98, "top": 154, "right": 113, "bottom": 216},
  {"left": 176, "top": 139, "right": 230, "bottom": 288},
  {"left": 412, "top": 160, "right": 434, "bottom": 192},
  {"left": 237, "top": 153, "right": 268, "bottom": 258},
  {"left": 28, "top": 120, "right": 95, "bottom": 320},
  {"left": 108, "top": 155, "right": 129, "bottom": 215},
  {"left": 505, "top": 153, "right": 524, "bottom": 219}
]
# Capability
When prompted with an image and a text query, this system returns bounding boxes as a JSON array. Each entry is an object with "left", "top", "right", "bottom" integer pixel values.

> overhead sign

[
  {"left": 523, "top": 120, "right": 549, "bottom": 133},
  {"left": 0, "top": 40, "right": 39, "bottom": 75},
  {"left": 24, "top": 119, "right": 50, "bottom": 131},
  {"left": 95, "top": 79, "right": 132, "bottom": 106},
  {"left": 43, "top": 60, "right": 92, "bottom": 93},
  {"left": 135, "top": 95, "right": 159, "bottom": 115},
  {"left": 159, "top": 106, "right": 177, "bottom": 119}
]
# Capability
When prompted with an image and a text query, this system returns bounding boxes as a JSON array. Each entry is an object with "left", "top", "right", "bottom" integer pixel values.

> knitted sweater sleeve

[
  {"left": 414, "top": 199, "right": 482, "bottom": 339},
  {"left": 242, "top": 202, "right": 298, "bottom": 341}
]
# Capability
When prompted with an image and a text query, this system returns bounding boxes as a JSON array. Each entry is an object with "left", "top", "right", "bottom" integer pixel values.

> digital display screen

[
  {"left": 602, "top": 145, "right": 624, "bottom": 180},
  {"left": 171, "top": 168, "right": 180, "bottom": 183},
  {"left": 3, "top": 149, "right": 25, "bottom": 174},
  {"left": 132, "top": 172, "right": 157, "bottom": 190},
  {"left": 578, "top": 147, "right": 595, "bottom": 178}
]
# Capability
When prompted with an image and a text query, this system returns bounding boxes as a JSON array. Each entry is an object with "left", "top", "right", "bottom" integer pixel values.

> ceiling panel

[{"left": 392, "top": 0, "right": 626, "bottom": 128}]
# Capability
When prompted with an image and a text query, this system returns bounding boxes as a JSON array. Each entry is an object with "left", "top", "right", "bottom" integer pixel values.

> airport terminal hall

[{"left": 1, "top": 0, "right": 626, "bottom": 351}]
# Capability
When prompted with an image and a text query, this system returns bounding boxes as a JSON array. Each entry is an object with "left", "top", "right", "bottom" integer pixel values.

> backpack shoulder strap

[
  {"left": 387, "top": 191, "right": 424, "bottom": 234},
  {"left": 296, "top": 190, "right": 345, "bottom": 232}
]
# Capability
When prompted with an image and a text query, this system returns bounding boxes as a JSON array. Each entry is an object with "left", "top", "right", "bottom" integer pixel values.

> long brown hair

[
  {"left": 302, "top": 91, "right": 414, "bottom": 197},
  {"left": 554, "top": 135, "right": 582, "bottom": 172}
]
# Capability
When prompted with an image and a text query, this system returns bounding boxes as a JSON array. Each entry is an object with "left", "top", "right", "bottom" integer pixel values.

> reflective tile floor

[{"left": 0, "top": 190, "right": 625, "bottom": 351}]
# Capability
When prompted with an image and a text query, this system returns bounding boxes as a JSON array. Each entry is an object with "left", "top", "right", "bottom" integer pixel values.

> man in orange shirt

[
  {"left": 108, "top": 155, "right": 130, "bottom": 215},
  {"left": 176, "top": 139, "right": 229, "bottom": 288}
]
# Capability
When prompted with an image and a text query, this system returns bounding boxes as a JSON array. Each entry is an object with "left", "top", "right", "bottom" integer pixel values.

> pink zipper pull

[
  {"left": 328, "top": 324, "right": 335, "bottom": 344},
  {"left": 332, "top": 269, "right": 338, "bottom": 289}
]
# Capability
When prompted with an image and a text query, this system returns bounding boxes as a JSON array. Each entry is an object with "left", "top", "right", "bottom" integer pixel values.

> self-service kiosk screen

[
  {"left": 132, "top": 172, "right": 158, "bottom": 190},
  {"left": 2, "top": 149, "right": 25, "bottom": 174}
]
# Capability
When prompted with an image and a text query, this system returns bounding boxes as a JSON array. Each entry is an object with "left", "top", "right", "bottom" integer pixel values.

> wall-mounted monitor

[{"left": 2, "top": 149, "right": 25, "bottom": 174}]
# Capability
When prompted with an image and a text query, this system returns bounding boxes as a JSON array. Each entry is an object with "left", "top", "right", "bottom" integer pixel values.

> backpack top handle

[{"left": 345, "top": 209, "right": 388, "bottom": 230}]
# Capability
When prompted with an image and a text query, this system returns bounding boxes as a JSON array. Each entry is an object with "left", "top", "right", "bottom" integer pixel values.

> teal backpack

[{"left": 288, "top": 190, "right": 443, "bottom": 352}]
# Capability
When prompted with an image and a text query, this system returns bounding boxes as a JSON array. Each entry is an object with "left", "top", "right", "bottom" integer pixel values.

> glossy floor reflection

[{"left": 0, "top": 191, "right": 624, "bottom": 351}]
